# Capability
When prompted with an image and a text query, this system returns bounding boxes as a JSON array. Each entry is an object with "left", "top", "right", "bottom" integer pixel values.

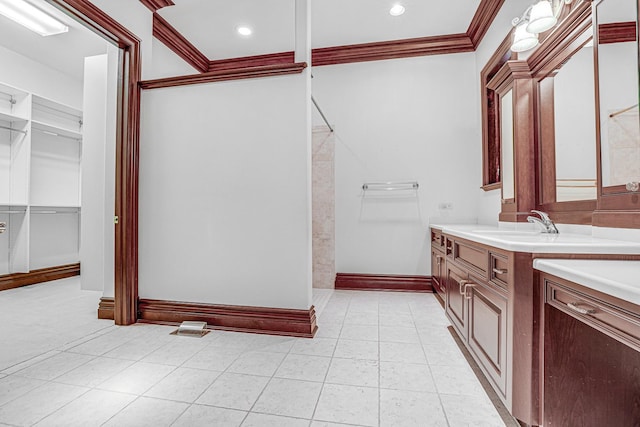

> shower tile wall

[{"left": 312, "top": 127, "right": 335, "bottom": 289}]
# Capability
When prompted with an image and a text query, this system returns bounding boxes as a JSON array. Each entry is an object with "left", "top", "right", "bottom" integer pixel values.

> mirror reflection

[
  {"left": 553, "top": 34, "right": 597, "bottom": 202},
  {"left": 597, "top": 0, "right": 639, "bottom": 190}
]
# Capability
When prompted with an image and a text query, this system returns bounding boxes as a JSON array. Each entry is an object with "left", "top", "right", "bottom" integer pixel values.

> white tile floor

[{"left": 0, "top": 278, "right": 507, "bottom": 426}]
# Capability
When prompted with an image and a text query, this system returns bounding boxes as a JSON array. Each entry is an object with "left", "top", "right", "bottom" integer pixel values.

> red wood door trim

[{"left": 49, "top": 0, "right": 141, "bottom": 325}]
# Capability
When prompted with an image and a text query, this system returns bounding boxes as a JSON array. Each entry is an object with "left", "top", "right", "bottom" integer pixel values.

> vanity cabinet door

[
  {"left": 543, "top": 273, "right": 640, "bottom": 425},
  {"left": 445, "top": 263, "right": 468, "bottom": 339},
  {"left": 431, "top": 249, "right": 445, "bottom": 297},
  {"left": 467, "top": 277, "right": 508, "bottom": 399}
]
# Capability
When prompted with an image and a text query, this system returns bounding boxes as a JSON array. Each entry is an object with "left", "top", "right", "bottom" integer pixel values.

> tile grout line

[
  {"left": 310, "top": 288, "right": 345, "bottom": 424},
  {"left": 412, "top": 294, "right": 452, "bottom": 427},
  {"left": 174, "top": 331, "right": 265, "bottom": 425}
]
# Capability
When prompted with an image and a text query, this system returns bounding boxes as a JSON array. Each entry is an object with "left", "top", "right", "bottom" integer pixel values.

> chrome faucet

[{"left": 527, "top": 210, "right": 559, "bottom": 234}]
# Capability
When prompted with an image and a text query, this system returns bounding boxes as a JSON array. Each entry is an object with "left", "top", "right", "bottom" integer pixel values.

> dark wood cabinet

[
  {"left": 543, "top": 273, "right": 640, "bottom": 426},
  {"left": 431, "top": 248, "right": 445, "bottom": 296},
  {"left": 430, "top": 228, "right": 447, "bottom": 300},
  {"left": 440, "top": 231, "right": 512, "bottom": 407},
  {"left": 445, "top": 262, "right": 468, "bottom": 339},
  {"left": 467, "top": 276, "right": 508, "bottom": 399}
]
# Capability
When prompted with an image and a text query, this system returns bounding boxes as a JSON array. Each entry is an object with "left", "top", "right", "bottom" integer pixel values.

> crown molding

[
  {"left": 150, "top": 0, "right": 503, "bottom": 73},
  {"left": 139, "top": 62, "right": 307, "bottom": 89},
  {"left": 140, "top": 0, "right": 175, "bottom": 12},
  {"left": 312, "top": 34, "right": 475, "bottom": 66},
  {"left": 209, "top": 51, "right": 295, "bottom": 71},
  {"left": 153, "top": 13, "right": 209, "bottom": 73},
  {"left": 468, "top": 0, "right": 506, "bottom": 47}
]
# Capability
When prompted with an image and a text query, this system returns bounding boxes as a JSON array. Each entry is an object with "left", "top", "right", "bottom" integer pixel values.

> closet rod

[
  {"left": 312, "top": 95, "right": 334, "bottom": 132},
  {"left": 0, "top": 124, "right": 26, "bottom": 134},
  {"left": 33, "top": 128, "right": 81, "bottom": 142},
  {"left": 610, "top": 103, "right": 638, "bottom": 118}
]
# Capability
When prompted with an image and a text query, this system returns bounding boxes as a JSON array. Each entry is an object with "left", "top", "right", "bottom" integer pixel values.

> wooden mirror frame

[
  {"left": 529, "top": 1, "right": 596, "bottom": 224},
  {"left": 481, "top": 34, "right": 516, "bottom": 191},
  {"left": 592, "top": 0, "right": 640, "bottom": 228},
  {"left": 487, "top": 60, "right": 537, "bottom": 222}
]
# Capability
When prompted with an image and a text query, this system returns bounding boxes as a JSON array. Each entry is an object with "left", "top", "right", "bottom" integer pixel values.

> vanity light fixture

[
  {"left": 389, "top": 4, "right": 406, "bottom": 16},
  {"left": 237, "top": 26, "right": 252, "bottom": 36},
  {"left": 511, "top": 22, "right": 540, "bottom": 52},
  {"left": 0, "top": 0, "right": 68, "bottom": 37},
  {"left": 510, "top": 0, "right": 573, "bottom": 52}
]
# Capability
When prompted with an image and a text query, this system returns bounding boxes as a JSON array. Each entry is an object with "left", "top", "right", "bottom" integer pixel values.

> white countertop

[
  {"left": 533, "top": 259, "right": 640, "bottom": 305},
  {"left": 430, "top": 224, "right": 640, "bottom": 254}
]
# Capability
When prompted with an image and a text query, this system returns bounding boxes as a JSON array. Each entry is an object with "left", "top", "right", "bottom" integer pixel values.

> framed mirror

[
  {"left": 538, "top": 29, "right": 596, "bottom": 205},
  {"left": 594, "top": 0, "right": 639, "bottom": 196},
  {"left": 532, "top": 3, "right": 597, "bottom": 224}
]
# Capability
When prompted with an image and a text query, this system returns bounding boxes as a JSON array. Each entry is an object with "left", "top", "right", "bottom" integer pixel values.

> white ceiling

[
  {"left": 0, "top": 0, "right": 110, "bottom": 80},
  {"left": 161, "top": 0, "right": 482, "bottom": 60},
  {"left": 0, "top": 0, "right": 484, "bottom": 77}
]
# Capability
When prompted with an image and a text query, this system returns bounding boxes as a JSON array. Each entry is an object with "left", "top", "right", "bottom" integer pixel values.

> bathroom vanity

[
  {"left": 536, "top": 259, "right": 640, "bottom": 426},
  {"left": 430, "top": 225, "right": 640, "bottom": 426}
]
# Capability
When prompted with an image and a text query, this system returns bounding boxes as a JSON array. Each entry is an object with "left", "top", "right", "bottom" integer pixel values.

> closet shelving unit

[{"left": 0, "top": 81, "right": 82, "bottom": 277}]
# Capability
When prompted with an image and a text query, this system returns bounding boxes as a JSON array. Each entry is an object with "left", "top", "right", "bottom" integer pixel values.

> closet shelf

[
  {"left": 31, "top": 120, "right": 82, "bottom": 140},
  {"left": 32, "top": 95, "right": 81, "bottom": 118},
  {"left": 0, "top": 204, "right": 28, "bottom": 214},
  {"left": 30, "top": 205, "right": 81, "bottom": 214},
  {"left": 0, "top": 111, "right": 28, "bottom": 124}
]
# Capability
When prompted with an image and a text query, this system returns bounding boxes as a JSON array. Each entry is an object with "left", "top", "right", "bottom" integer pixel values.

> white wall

[
  {"left": 148, "top": 38, "right": 199, "bottom": 80},
  {"left": 138, "top": 73, "right": 312, "bottom": 310},
  {"left": 311, "top": 53, "right": 481, "bottom": 276},
  {"left": 0, "top": 45, "right": 82, "bottom": 108},
  {"left": 80, "top": 49, "right": 118, "bottom": 293}
]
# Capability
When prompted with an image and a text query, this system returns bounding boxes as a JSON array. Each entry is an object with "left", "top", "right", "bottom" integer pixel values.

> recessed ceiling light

[
  {"left": 237, "top": 26, "right": 252, "bottom": 36},
  {"left": 389, "top": 4, "right": 405, "bottom": 16}
]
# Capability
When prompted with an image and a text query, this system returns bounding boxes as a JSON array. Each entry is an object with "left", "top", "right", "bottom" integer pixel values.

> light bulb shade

[
  {"left": 511, "top": 22, "right": 539, "bottom": 52},
  {"left": 526, "top": 0, "right": 557, "bottom": 34},
  {"left": 0, "top": 0, "right": 68, "bottom": 36}
]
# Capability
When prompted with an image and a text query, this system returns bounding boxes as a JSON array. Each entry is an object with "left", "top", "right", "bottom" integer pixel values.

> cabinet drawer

[
  {"left": 431, "top": 229, "right": 444, "bottom": 249},
  {"left": 453, "top": 239, "right": 488, "bottom": 279},
  {"left": 489, "top": 252, "right": 510, "bottom": 289},
  {"left": 545, "top": 277, "right": 640, "bottom": 350}
]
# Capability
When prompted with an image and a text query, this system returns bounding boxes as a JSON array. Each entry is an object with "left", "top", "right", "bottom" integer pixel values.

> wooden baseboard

[
  {"left": 98, "top": 297, "right": 115, "bottom": 320},
  {"left": 335, "top": 273, "right": 433, "bottom": 292},
  {"left": 137, "top": 299, "right": 318, "bottom": 338},
  {"left": 0, "top": 263, "right": 80, "bottom": 292}
]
